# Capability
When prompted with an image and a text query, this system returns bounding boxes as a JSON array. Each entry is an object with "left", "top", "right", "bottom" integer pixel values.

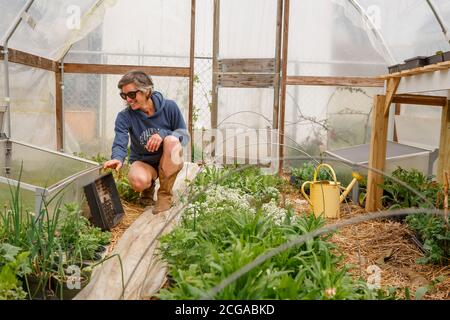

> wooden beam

[
  {"left": 55, "top": 69, "right": 63, "bottom": 151},
  {"left": 366, "top": 95, "right": 389, "bottom": 212},
  {"left": 384, "top": 77, "right": 400, "bottom": 116},
  {"left": 279, "top": 0, "right": 290, "bottom": 175},
  {"left": 217, "top": 73, "right": 275, "bottom": 88},
  {"left": 273, "top": 0, "right": 283, "bottom": 131},
  {"left": 218, "top": 58, "right": 275, "bottom": 73},
  {"left": 391, "top": 94, "right": 447, "bottom": 107},
  {"left": 188, "top": 0, "right": 196, "bottom": 162},
  {"left": 438, "top": 100, "right": 450, "bottom": 183},
  {"left": 0, "top": 46, "right": 58, "bottom": 72},
  {"left": 380, "top": 60, "right": 450, "bottom": 79},
  {"left": 286, "top": 76, "right": 384, "bottom": 87},
  {"left": 63, "top": 63, "right": 190, "bottom": 77}
]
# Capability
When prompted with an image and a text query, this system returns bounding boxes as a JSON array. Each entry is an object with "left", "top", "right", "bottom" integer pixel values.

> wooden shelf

[{"left": 380, "top": 60, "right": 450, "bottom": 79}]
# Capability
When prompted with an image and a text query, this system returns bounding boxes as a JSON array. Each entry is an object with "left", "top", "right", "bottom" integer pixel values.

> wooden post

[
  {"left": 393, "top": 103, "right": 401, "bottom": 142},
  {"left": 211, "top": 0, "right": 220, "bottom": 130},
  {"left": 55, "top": 67, "right": 63, "bottom": 151},
  {"left": 366, "top": 95, "right": 389, "bottom": 212},
  {"left": 273, "top": 0, "right": 283, "bottom": 131},
  {"left": 437, "top": 99, "right": 450, "bottom": 182},
  {"left": 383, "top": 77, "right": 400, "bottom": 116},
  {"left": 278, "top": 0, "right": 289, "bottom": 175},
  {"left": 211, "top": 0, "right": 220, "bottom": 158},
  {"left": 188, "top": 0, "right": 196, "bottom": 162}
]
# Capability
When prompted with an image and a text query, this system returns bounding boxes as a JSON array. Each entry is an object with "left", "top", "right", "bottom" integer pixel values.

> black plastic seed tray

[
  {"left": 388, "top": 64, "right": 400, "bottom": 73},
  {"left": 427, "top": 53, "right": 444, "bottom": 65},
  {"left": 444, "top": 51, "right": 450, "bottom": 62},
  {"left": 403, "top": 56, "right": 428, "bottom": 69},
  {"left": 83, "top": 172, "right": 124, "bottom": 230},
  {"left": 398, "top": 63, "right": 409, "bottom": 71}
]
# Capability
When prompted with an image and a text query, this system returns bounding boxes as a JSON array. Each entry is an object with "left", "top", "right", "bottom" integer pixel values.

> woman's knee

[
  {"left": 127, "top": 174, "right": 147, "bottom": 192},
  {"left": 128, "top": 168, "right": 153, "bottom": 192},
  {"left": 162, "top": 135, "right": 181, "bottom": 152}
]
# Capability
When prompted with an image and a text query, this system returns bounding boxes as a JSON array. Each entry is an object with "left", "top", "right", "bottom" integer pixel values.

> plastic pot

[
  {"left": 388, "top": 64, "right": 400, "bottom": 73},
  {"left": 403, "top": 56, "right": 428, "bottom": 69},
  {"left": 444, "top": 51, "right": 450, "bottom": 62},
  {"left": 427, "top": 54, "right": 444, "bottom": 65}
]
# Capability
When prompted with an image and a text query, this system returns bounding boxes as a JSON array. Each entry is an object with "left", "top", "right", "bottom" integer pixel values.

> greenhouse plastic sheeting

[
  {"left": 0, "top": 63, "right": 56, "bottom": 149},
  {"left": 354, "top": 0, "right": 450, "bottom": 64},
  {"left": 283, "top": 85, "right": 383, "bottom": 168},
  {"left": 1, "top": 0, "right": 449, "bottom": 157},
  {"left": 65, "top": 0, "right": 192, "bottom": 67},
  {"left": 219, "top": 0, "right": 278, "bottom": 58},
  {"left": 1, "top": 0, "right": 448, "bottom": 67},
  {"left": 288, "top": 0, "right": 387, "bottom": 77},
  {"left": 4, "top": 0, "right": 108, "bottom": 60}
]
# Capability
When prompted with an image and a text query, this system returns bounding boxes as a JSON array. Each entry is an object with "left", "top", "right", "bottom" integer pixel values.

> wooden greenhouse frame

[
  {"left": 1, "top": 0, "right": 448, "bottom": 214},
  {"left": 1, "top": 0, "right": 197, "bottom": 160},
  {"left": 366, "top": 62, "right": 450, "bottom": 211}
]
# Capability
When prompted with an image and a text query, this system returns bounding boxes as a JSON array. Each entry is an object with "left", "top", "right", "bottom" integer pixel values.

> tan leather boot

[
  {"left": 153, "top": 164, "right": 183, "bottom": 214},
  {"left": 139, "top": 182, "right": 155, "bottom": 208}
]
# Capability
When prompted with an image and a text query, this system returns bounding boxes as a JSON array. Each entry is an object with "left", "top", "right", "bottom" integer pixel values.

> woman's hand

[
  {"left": 146, "top": 133, "right": 163, "bottom": 152},
  {"left": 103, "top": 159, "right": 123, "bottom": 171}
]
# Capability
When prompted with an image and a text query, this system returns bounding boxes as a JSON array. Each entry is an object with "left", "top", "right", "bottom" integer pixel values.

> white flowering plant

[{"left": 159, "top": 165, "right": 384, "bottom": 300}]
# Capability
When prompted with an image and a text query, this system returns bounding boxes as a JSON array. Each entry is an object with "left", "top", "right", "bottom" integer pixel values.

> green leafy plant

[
  {"left": 406, "top": 213, "right": 449, "bottom": 264},
  {"left": 381, "top": 167, "right": 441, "bottom": 209},
  {"left": 158, "top": 165, "right": 380, "bottom": 300},
  {"left": 380, "top": 167, "right": 449, "bottom": 264},
  {"left": 0, "top": 168, "right": 111, "bottom": 299},
  {"left": 290, "top": 162, "right": 333, "bottom": 188},
  {"left": 58, "top": 203, "right": 111, "bottom": 263},
  {"left": 0, "top": 243, "right": 31, "bottom": 300}
]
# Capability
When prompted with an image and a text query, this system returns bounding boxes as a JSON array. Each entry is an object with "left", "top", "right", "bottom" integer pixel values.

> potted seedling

[
  {"left": 427, "top": 51, "right": 444, "bottom": 65},
  {"left": 444, "top": 51, "right": 450, "bottom": 62},
  {"left": 52, "top": 267, "right": 91, "bottom": 300},
  {"left": 388, "top": 64, "right": 400, "bottom": 74},
  {"left": 403, "top": 56, "right": 428, "bottom": 69}
]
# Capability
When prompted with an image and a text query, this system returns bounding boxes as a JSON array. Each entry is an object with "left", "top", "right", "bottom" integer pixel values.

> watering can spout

[{"left": 339, "top": 171, "right": 364, "bottom": 203}]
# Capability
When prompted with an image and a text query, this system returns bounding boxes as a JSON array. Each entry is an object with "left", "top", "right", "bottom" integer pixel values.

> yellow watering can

[{"left": 301, "top": 163, "right": 363, "bottom": 219}]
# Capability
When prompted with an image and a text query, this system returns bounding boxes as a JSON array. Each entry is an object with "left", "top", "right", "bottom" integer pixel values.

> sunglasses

[{"left": 120, "top": 90, "right": 141, "bottom": 100}]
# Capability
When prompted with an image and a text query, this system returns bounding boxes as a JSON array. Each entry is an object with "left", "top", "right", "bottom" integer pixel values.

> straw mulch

[
  {"left": 106, "top": 200, "right": 144, "bottom": 255},
  {"left": 332, "top": 204, "right": 449, "bottom": 300},
  {"left": 282, "top": 176, "right": 449, "bottom": 300}
]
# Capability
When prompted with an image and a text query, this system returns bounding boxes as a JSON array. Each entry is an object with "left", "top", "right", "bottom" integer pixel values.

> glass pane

[{"left": 1, "top": 140, "right": 97, "bottom": 188}]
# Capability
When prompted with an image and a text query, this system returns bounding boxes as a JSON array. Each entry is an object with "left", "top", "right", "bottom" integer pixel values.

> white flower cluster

[
  {"left": 258, "top": 186, "right": 280, "bottom": 201},
  {"left": 261, "top": 199, "right": 293, "bottom": 225},
  {"left": 183, "top": 185, "right": 255, "bottom": 219}
]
